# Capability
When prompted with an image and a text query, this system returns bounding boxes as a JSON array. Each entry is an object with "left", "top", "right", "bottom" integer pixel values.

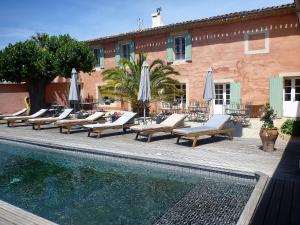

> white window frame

[
  {"left": 244, "top": 30, "right": 270, "bottom": 55},
  {"left": 214, "top": 83, "right": 230, "bottom": 105}
]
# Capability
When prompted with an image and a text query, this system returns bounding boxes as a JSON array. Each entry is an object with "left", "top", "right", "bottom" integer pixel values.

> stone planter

[
  {"left": 224, "top": 121, "right": 243, "bottom": 137},
  {"left": 259, "top": 127, "right": 279, "bottom": 152}
]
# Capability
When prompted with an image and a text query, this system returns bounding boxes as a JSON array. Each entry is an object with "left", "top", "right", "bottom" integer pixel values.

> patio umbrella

[
  {"left": 68, "top": 68, "right": 80, "bottom": 111},
  {"left": 138, "top": 61, "right": 151, "bottom": 124},
  {"left": 203, "top": 67, "right": 215, "bottom": 116}
]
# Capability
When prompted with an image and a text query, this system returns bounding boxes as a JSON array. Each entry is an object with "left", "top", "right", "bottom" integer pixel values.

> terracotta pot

[{"left": 259, "top": 127, "right": 279, "bottom": 152}]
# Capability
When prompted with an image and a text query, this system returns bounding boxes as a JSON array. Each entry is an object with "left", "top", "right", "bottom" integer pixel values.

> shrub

[
  {"left": 260, "top": 103, "right": 276, "bottom": 128},
  {"left": 280, "top": 119, "right": 300, "bottom": 136}
]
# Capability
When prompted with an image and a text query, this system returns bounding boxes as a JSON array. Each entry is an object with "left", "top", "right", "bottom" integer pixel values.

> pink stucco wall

[
  {"left": 0, "top": 84, "right": 28, "bottom": 114},
  {"left": 0, "top": 83, "right": 68, "bottom": 114}
]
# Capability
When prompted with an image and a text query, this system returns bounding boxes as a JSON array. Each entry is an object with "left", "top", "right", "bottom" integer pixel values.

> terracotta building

[
  {"left": 81, "top": 3, "right": 300, "bottom": 117},
  {"left": 1, "top": 2, "right": 300, "bottom": 117}
]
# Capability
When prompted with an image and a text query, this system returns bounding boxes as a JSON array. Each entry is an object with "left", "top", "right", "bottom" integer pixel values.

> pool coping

[
  {"left": 0, "top": 136, "right": 268, "bottom": 225},
  {"left": 0, "top": 200, "right": 58, "bottom": 225}
]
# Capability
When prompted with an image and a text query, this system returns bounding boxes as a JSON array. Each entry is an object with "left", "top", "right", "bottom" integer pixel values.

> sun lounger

[
  {"left": 173, "top": 114, "right": 233, "bottom": 147},
  {"left": 83, "top": 111, "right": 137, "bottom": 138},
  {"left": 54, "top": 111, "right": 105, "bottom": 134},
  {"left": 131, "top": 114, "right": 188, "bottom": 142},
  {"left": 0, "top": 108, "right": 27, "bottom": 120},
  {"left": 4, "top": 109, "right": 48, "bottom": 127},
  {"left": 29, "top": 108, "right": 73, "bottom": 130}
]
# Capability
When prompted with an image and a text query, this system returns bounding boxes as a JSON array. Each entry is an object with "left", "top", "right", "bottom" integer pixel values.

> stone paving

[{"left": 0, "top": 120, "right": 297, "bottom": 178}]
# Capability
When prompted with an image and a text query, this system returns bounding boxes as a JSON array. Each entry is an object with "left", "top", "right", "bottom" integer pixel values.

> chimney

[{"left": 152, "top": 7, "right": 163, "bottom": 28}]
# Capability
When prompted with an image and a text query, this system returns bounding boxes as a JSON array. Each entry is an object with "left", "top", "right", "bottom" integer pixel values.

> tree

[
  {"left": 99, "top": 52, "right": 181, "bottom": 116},
  {"left": 0, "top": 33, "right": 95, "bottom": 113}
]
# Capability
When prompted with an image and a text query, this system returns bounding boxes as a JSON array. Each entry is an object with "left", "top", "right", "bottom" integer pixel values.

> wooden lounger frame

[
  {"left": 58, "top": 118, "right": 106, "bottom": 134},
  {"left": 32, "top": 120, "right": 57, "bottom": 130},
  {"left": 135, "top": 125, "right": 190, "bottom": 142},
  {"left": 7, "top": 118, "right": 30, "bottom": 127},
  {"left": 87, "top": 123, "right": 135, "bottom": 138},
  {"left": 175, "top": 128, "right": 234, "bottom": 147}
]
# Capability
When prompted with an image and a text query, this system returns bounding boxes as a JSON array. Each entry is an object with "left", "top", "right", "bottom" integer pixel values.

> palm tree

[{"left": 99, "top": 52, "right": 181, "bottom": 116}]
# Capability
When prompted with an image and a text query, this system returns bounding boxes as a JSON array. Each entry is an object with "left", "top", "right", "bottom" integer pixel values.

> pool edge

[
  {"left": 237, "top": 172, "right": 269, "bottom": 225},
  {"left": 0, "top": 200, "right": 58, "bottom": 225}
]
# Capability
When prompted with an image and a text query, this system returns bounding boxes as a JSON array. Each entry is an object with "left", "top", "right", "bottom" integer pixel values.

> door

[
  {"left": 214, "top": 83, "right": 230, "bottom": 114},
  {"left": 283, "top": 78, "right": 300, "bottom": 117}
]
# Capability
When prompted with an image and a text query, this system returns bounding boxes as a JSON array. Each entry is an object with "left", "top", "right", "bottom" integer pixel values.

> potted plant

[{"left": 259, "top": 103, "right": 278, "bottom": 152}]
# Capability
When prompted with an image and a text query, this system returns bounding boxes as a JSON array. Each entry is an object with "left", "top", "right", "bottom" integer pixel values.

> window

[
  {"left": 215, "top": 84, "right": 223, "bottom": 105},
  {"left": 284, "top": 79, "right": 292, "bottom": 101},
  {"left": 174, "top": 36, "right": 185, "bottom": 61},
  {"left": 121, "top": 43, "right": 130, "bottom": 60},
  {"left": 225, "top": 84, "right": 230, "bottom": 105},
  {"left": 215, "top": 84, "right": 230, "bottom": 105},
  {"left": 175, "top": 83, "right": 187, "bottom": 107},
  {"left": 93, "top": 48, "right": 100, "bottom": 67},
  {"left": 284, "top": 78, "right": 300, "bottom": 102}
]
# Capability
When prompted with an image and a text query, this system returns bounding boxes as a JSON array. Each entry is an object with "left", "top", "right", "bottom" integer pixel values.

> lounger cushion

[
  {"left": 173, "top": 115, "right": 230, "bottom": 135},
  {"left": 131, "top": 114, "right": 186, "bottom": 132},
  {"left": 173, "top": 126, "right": 217, "bottom": 135},
  {"left": 55, "top": 112, "right": 104, "bottom": 125},
  {"left": 85, "top": 112, "right": 104, "bottom": 121},
  {"left": 205, "top": 115, "right": 230, "bottom": 129},
  {"left": 4, "top": 109, "right": 48, "bottom": 121},
  {"left": 131, "top": 124, "right": 172, "bottom": 131},
  {"left": 29, "top": 108, "right": 73, "bottom": 123},
  {"left": 12, "top": 108, "right": 27, "bottom": 116},
  {"left": 84, "top": 123, "right": 121, "bottom": 129},
  {"left": 113, "top": 112, "right": 137, "bottom": 125},
  {"left": 56, "top": 108, "right": 73, "bottom": 120},
  {"left": 161, "top": 114, "right": 187, "bottom": 127},
  {"left": 83, "top": 111, "right": 137, "bottom": 129}
]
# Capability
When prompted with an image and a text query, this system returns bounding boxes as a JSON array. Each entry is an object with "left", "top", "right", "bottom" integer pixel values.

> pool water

[{"left": 0, "top": 140, "right": 255, "bottom": 225}]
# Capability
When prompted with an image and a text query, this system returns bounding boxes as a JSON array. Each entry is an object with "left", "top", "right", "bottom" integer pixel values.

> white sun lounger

[
  {"left": 28, "top": 108, "right": 73, "bottom": 130},
  {"left": 173, "top": 114, "right": 233, "bottom": 147},
  {"left": 54, "top": 111, "right": 105, "bottom": 134},
  {"left": 84, "top": 111, "right": 137, "bottom": 138},
  {"left": 131, "top": 114, "right": 188, "bottom": 142},
  {"left": 4, "top": 109, "right": 48, "bottom": 127},
  {"left": 0, "top": 108, "right": 27, "bottom": 120}
]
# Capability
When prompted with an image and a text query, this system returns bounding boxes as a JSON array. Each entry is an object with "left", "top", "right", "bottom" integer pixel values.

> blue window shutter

[
  {"left": 99, "top": 47, "right": 104, "bottom": 69},
  {"left": 166, "top": 36, "right": 174, "bottom": 63},
  {"left": 270, "top": 77, "right": 283, "bottom": 118},
  {"left": 129, "top": 41, "right": 135, "bottom": 63},
  {"left": 115, "top": 43, "right": 120, "bottom": 67},
  {"left": 230, "top": 83, "right": 241, "bottom": 105},
  {"left": 185, "top": 33, "right": 192, "bottom": 61}
]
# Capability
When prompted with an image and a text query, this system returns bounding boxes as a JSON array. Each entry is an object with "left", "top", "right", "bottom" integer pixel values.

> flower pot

[{"left": 259, "top": 127, "right": 279, "bottom": 152}]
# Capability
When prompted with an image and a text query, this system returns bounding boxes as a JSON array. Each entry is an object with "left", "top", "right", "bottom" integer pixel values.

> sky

[{"left": 0, "top": 0, "right": 294, "bottom": 49}]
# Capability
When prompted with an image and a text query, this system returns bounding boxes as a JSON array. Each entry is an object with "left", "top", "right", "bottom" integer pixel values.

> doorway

[{"left": 283, "top": 78, "right": 300, "bottom": 117}]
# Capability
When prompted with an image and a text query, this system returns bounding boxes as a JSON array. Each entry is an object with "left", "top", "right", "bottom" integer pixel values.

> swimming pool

[{"left": 0, "top": 139, "right": 256, "bottom": 225}]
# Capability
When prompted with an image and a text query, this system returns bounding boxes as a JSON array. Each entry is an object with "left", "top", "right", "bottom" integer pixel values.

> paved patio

[{"left": 0, "top": 121, "right": 299, "bottom": 179}]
